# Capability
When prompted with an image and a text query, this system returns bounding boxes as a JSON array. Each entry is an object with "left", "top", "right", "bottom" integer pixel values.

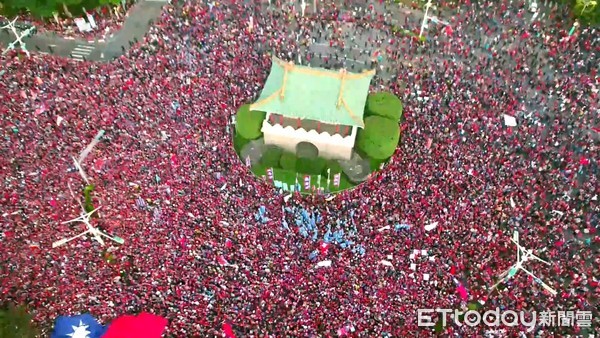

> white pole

[
  {"left": 73, "top": 156, "right": 90, "bottom": 184},
  {"left": 419, "top": 0, "right": 433, "bottom": 38},
  {"left": 52, "top": 230, "right": 91, "bottom": 248},
  {"left": 313, "top": 0, "right": 316, "bottom": 12},
  {"left": 1, "top": 18, "right": 33, "bottom": 57},
  {"left": 301, "top": 0, "right": 306, "bottom": 16}
]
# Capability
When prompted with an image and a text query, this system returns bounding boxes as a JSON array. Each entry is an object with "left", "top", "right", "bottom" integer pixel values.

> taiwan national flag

[
  {"left": 51, "top": 314, "right": 106, "bottom": 338},
  {"left": 102, "top": 312, "right": 167, "bottom": 338}
]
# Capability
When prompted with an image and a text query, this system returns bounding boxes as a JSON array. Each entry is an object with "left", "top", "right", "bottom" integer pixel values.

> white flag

[
  {"left": 86, "top": 12, "right": 97, "bottom": 29},
  {"left": 316, "top": 260, "right": 332, "bottom": 268},
  {"left": 424, "top": 222, "right": 438, "bottom": 231},
  {"left": 380, "top": 260, "right": 393, "bottom": 267},
  {"left": 503, "top": 114, "right": 517, "bottom": 127}
]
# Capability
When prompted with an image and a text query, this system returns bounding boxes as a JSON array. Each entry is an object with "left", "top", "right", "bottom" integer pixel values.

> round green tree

[
  {"left": 365, "top": 92, "right": 403, "bottom": 122},
  {"left": 356, "top": 116, "right": 400, "bottom": 160},
  {"left": 235, "top": 104, "right": 266, "bottom": 140}
]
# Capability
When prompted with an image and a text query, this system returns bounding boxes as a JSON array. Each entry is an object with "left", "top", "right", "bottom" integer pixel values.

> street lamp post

[
  {"left": 1, "top": 17, "right": 35, "bottom": 57},
  {"left": 419, "top": 0, "right": 433, "bottom": 38}
]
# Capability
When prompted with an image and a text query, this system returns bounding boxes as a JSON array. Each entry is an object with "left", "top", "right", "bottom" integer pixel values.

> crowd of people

[{"left": 1, "top": 0, "right": 598, "bottom": 336}]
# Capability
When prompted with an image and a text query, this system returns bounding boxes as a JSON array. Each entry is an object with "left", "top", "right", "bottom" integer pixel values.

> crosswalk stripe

[
  {"left": 73, "top": 46, "right": 94, "bottom": 51},
  {"left": 73, "top": 49, "right": 93, "bottom": 54},
  {"left": 71, "top": 44, "right": 95, "bottom": 59}
]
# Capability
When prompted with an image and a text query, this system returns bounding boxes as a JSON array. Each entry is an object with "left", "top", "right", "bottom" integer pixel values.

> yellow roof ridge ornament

[
  {"left": 279, "top": 61, "right": 295, "bottom": 100},
  {"left": 336, "top": 69, "right": 348, "bottom": 109}
]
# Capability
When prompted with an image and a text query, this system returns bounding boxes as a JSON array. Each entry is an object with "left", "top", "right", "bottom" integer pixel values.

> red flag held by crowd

[
  {"left": 102, "top": 312, "right": 167, "bottom": 338},
  {"left": 218, "top": 255, "right": 229, "bottom": 266},
  {"left": 222, "top": 322, "right": 237, "bottom": 338}
]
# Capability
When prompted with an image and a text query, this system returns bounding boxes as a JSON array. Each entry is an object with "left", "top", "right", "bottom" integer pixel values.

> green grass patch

[{"left": 83, "top": 184, "right": 96, "bottom": 216}]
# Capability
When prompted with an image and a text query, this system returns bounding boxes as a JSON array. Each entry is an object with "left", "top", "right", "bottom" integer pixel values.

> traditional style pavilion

[{"left": 250, "top": 57, "right": 375, "bottom": 160}]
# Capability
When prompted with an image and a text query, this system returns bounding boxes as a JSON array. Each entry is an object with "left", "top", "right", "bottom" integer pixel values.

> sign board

[
  {"left": 74, "top": 18, "right": 92, "bottom": 32},
  {"left": 303, "top": 175, "right": 311, "bottom": 190}
]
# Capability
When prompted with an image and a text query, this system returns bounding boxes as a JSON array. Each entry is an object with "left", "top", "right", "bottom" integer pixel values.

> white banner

[
  {"left": 74, "top": 18, "right": 92, "bottom": 32},
  {"left": 333, "top": 173, "right": 341, "bottom": 187},
  {"left": 303, "top": 175, "right": 311, "bottom": 190},
  {"left": 86, "top": 13, "right": 97, "bottom": 29}
]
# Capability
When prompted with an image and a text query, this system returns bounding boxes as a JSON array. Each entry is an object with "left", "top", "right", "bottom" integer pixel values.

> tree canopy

[
  {"left": 0, "top": 304, "right": 38, "bottom": 338},
  {"left": 0, "top": 0, "right": 120, "bottom": 19},
  {"left": 235, "top": 104, "right": 266, "bottom": 140},
  {"left": 356, "top": 115, "right": 400, "bottom": 160},
  {"left": 364, "top": 92, "right": 403, "bottom": 122},
  {"left": 572, "top": 0, "right": 600, "bottom": 25}
]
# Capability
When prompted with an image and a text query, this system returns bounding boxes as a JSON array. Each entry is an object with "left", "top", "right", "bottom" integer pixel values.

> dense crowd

[{"left": 0, "top": 0, "right": 598, "bottom": 336}]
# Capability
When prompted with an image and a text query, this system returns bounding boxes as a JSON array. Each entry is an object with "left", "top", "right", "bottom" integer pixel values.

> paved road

[{"left": 0, "top": 0, "right": 167, "bottom": 62}]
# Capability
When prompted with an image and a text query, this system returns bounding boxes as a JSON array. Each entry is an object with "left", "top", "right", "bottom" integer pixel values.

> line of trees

[
  {"left": 0, "top": 303, "right": 38, "bottom": 338},
  {"left": 0, "top": 0, "right": 120, "bottom": 21},
  {"left": 572, "top": 0, "right": 599, "bottom": 25},
  {"left": 390, "top": 0, "right": 598, "bottom": 26}
]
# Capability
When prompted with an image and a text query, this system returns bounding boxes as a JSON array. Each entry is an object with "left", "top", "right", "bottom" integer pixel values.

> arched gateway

[{"left": 249, "top": 57, "right": 375, "bottom": 161}]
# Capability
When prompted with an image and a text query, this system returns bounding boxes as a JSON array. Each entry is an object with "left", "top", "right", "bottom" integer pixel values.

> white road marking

[{"left": 71, "top": 44, "right": 95, "bottom": 59}]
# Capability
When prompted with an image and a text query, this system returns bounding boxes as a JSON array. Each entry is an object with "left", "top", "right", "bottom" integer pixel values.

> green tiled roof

[{"left": 249, "top": 57, "right": 375, "bottom": 128}]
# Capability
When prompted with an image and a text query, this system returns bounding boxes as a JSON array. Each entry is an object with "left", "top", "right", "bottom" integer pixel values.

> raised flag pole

[
  {"left": 72, "top": 156, "right": 90, "bottom": 184},
  {"left": 70, "top": 130, "right": 105, "bottom": 184},
  {"left": 79, "top": 130, "right": 105, "bottom": 164},
  {"left": 419, "top": 0, "right": 433, "bottom": 38},
  {"left": 326, "top": 168, "right": 331, "bottom": 192}
]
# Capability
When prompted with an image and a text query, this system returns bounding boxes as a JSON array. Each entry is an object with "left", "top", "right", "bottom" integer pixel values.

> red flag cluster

[{"left": 103, "top": 312, "right": 167, "bottom": 338}]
